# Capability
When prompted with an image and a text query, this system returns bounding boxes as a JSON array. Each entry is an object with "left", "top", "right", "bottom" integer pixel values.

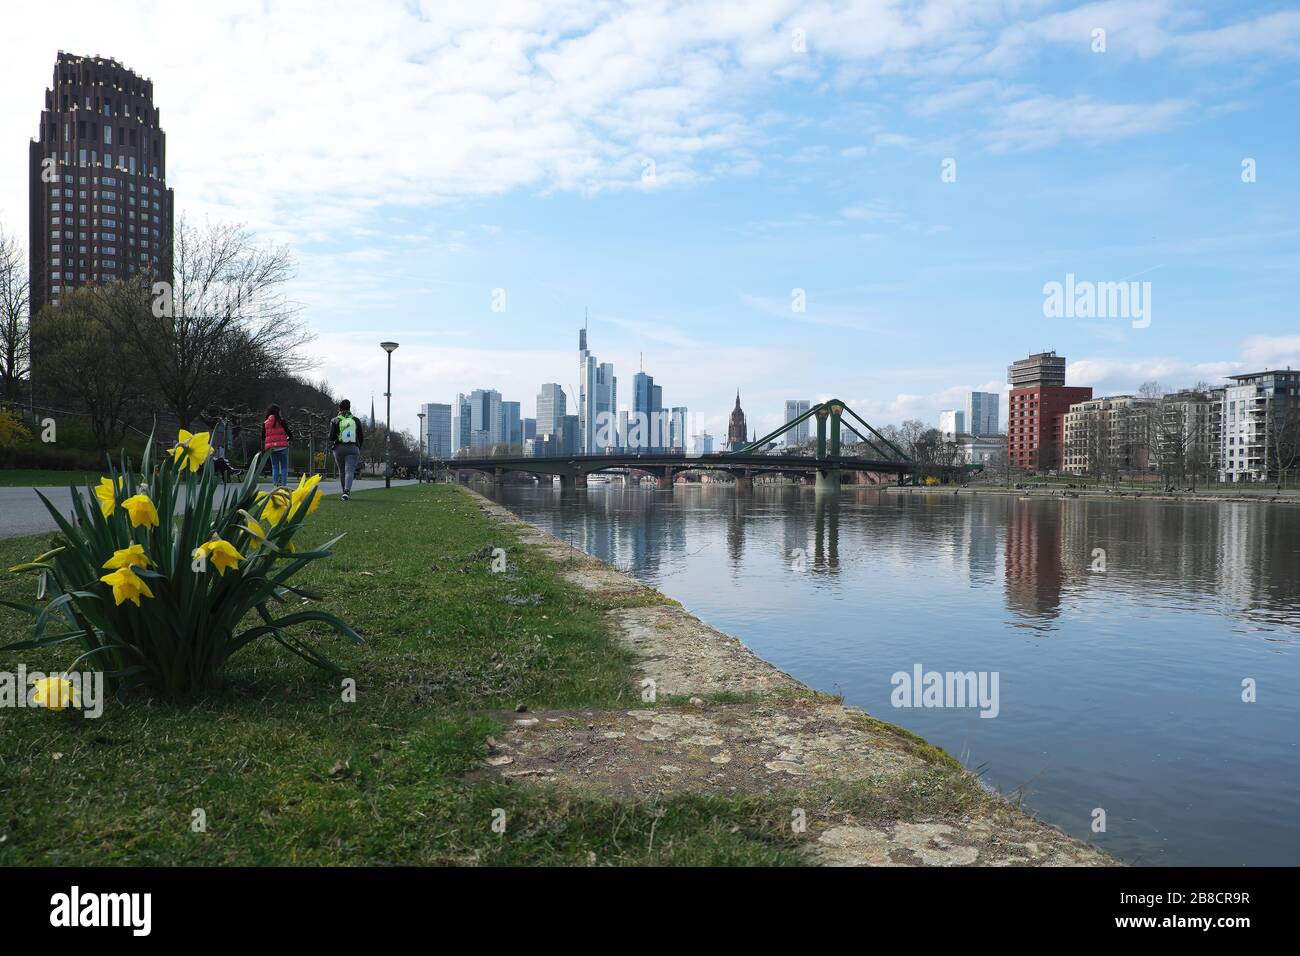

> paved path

[{"left": 0, "top": 479, "right": 418, "bottom": 540}]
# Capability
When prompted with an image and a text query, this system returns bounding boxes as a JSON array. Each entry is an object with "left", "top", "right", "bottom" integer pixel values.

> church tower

[{"left": 726, "top": 392, "right": 748, "bottom": 451}]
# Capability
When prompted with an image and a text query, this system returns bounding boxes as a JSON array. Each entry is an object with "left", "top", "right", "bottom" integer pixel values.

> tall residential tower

[{"left": 29, "top": 52, "right": 174, "bottom": 316}]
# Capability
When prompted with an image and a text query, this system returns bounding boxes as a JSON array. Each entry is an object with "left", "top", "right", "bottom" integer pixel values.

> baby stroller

[{"left": 214, "top": 456, "right": 244, "bottom": 484}]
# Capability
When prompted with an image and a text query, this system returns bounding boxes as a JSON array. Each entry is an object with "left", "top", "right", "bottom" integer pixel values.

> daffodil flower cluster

[{"left": 3, "top": 429, "right": 361, "bottom": 698}]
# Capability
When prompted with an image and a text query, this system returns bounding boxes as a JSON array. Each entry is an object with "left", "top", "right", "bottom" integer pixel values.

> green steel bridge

[{"left": 443, "top": 399, "right": 974, "bottom": 491}]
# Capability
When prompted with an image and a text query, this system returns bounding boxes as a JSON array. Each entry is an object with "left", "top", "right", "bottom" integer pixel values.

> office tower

[
  {"left": 451, "top": 394, "right": 472, "bottom": 453},
  {"left": 29, "top": 52, "right": 174, "bottom": 317},
  {"left": 524, "top": 418, "right": 536, "bottom": 441},
  {"left": 939, "top": 409, "right": 965, "bottom": 438},
  {"left": 501, "top": 400, "right": 522, "bottom": 448},
  {"left": 420, "top": 403, "right": 452, "bottom": 458},
  {"left": 470, "top": 389, "right": 502, "bottom": 450},
  {"left": 558, "top": 414, "right": 580, "bottom": 456},
  {"left": 784, "top": 400, "right": 811, "bottom": 446},
  {"left": 966, "top": 391, "right": 1000, "bottom": 435},
  {"left": 1006, "top": 351, "right": 1092, "bottom": 471},
  {"left": 670, "top": 407, "right": 688, "bottom": 452},
  {"left": 536, "top": 383, "right": 565, "bottom": 436},
  {"left": 693, "top": 432, "right": 714, "bottom": 455},
  {"left": 631, "top": 370, "right": 665, "bottom": 451},
  {"left": 578, "top": 323, "right": 616, "bottom": 453}
]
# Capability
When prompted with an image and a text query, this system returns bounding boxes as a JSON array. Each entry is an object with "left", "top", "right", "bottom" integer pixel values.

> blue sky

[{"left": 3, "top": 0, "right": 1298, "bottom": 439}]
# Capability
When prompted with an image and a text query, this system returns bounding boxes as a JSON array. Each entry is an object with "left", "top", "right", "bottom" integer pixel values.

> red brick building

[
  {"left": 1006, "top": 351, "right": 1092, "bottom": 471},
  {"left": 28, "top": 52, "right": 174, "bottom": 317}
]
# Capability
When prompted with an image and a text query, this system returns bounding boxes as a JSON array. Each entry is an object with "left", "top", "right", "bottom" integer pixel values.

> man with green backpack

[{"left": 328, "top": 399, "right": 365, "bottom": 500}]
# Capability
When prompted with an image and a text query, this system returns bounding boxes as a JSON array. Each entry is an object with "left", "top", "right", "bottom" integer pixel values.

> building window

[{"left": 104, "top": 126, "right": 112, "bottom": 145}]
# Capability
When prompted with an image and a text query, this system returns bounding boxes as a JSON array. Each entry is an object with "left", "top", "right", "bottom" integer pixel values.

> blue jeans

[
  {"left": 270, "top": 447, "right": 289, "bottom": 486},
  {"left": 333, "top": 443, "right": 360, "bottom": 493}
]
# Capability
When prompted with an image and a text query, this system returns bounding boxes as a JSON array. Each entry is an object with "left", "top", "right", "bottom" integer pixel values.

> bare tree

[
  {"left": 1268, "top": 398, "right": 1300, "bottom": 490},
  {"left": 108, "top": 217, "right": 312, "bottom": 428},
  {"left": 0, "top": 224, "right": 30, "bottom": 403},
  {"left": 38, "top": 285, "right": 143, "bottom": 457}
]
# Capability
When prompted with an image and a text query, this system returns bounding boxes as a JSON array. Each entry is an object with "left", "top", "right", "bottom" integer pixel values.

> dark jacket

[{"left": 328, "top": 413, "right": 364, "bottom": 448}]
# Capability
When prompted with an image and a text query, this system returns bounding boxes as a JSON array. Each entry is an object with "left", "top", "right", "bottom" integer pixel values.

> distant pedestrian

[
  {"left": 262, "top": 404, "right": 293, "bottom": 487},
  {"left": 329, "top": 399, "right": 364, "bottom": 501}
]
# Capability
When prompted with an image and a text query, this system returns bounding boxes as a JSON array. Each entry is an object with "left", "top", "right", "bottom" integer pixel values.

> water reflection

[{"left": 488, "top": 481, "right": 1300, "bottom": 865}]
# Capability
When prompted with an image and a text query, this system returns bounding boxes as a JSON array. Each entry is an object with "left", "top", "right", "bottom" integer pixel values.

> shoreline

[
  {"left": 464, "top": 485, "right": 1118, "bottom": 867},
  {"left": 883, "top": 484, "right": 1300, "bottom": 505}
]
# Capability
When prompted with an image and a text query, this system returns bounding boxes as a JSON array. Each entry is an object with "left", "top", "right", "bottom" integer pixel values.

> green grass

[
  {"left": 0, "top": 484, "right": 823, "bottom": 865},
  {"left": 0, "top": 483, "right": 982, "bottom": 865},
  {"left": 0, "top": 468, "right": 102, "bottom": 487}
]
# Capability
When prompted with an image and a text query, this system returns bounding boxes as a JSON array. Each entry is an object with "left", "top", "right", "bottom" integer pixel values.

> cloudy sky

[{"left": 2, "top": 0, "right": 1298, "bottom": 439}]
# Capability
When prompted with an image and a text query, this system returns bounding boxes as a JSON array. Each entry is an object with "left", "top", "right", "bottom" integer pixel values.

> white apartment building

[{"left": 1219, "top": 370, "right": 1300, "bottom": 482}]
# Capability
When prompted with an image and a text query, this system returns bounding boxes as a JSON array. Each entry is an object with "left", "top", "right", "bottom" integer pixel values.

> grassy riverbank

[{"left": 0, "top": 482, "right": 1003, "bottom": 865}]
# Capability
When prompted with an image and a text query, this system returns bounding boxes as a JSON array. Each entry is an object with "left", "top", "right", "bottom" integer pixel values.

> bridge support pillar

[
  {"left": 655, "top": 468, "right": 675, "bottom": 490},
  {"left": 815, "top": 469, "right": 841, "bottom": 494},
  {"left": 560, "top": 472, "right": 587, "bottom": 493},
  {"left": 735, "top": 469, "right": 753, "bottom": 492},
  {"left": 492, "top": 469, "right": 505, "bottom": 485}
]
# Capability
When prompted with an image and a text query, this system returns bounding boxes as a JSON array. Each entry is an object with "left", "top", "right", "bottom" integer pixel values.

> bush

[{"left": 2, "top": 430, "right": 361, "bottom": 698}]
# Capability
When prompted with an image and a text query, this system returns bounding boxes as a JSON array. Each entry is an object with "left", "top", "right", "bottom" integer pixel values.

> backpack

[{"left": 337, "top": 414, "right": 358, "bottom": 444}]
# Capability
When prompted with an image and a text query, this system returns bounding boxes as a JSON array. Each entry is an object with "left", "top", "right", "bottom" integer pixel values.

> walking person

[
  {"left": 329, "top": 399, "right": 364, "bottom": 501},
  {"left": 263, "top": 404, "right": 293, "bottom": 488}
]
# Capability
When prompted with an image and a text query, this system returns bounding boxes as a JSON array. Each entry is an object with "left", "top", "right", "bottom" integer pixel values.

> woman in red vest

[{"left": 263, "top": 404, "right": 293, "bottom": 487}]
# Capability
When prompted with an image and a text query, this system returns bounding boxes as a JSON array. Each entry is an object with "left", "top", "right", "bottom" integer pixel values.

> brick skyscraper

[
  {"left": 28, "top": 52, "right": 174, "bottom": 318},
  {"left": 1006, "top": 351, "right": 1092, "bottom": 471}
]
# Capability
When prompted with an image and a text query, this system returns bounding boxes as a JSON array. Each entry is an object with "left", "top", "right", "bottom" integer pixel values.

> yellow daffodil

[
  {"left": 193, "top": 538, "right": 243, "bottom": 576},
  {"left": 121, "top": 493, "right": 159, "bottom": 528},
  {"left": 169, "top": 429, "right": 213, "bottom": 472},
  {"left": 100, "top": 565, "right": 155, "bottom": 606},
  {"left": 257, "top": 487, "right": 291, "bottom": 525},
  {"left": 242, "top": 516, "right": 267, "bottom": 552},
  {"left": 30, "top": 676, "right": 79, "bottom": 711},
  {"left": 94, "top": 476, "right": 124, "bottom": 517},
  {"left": 102, "top": 543, "right": 150, "bottom": 571},
  {"left": 290, "top": 473, "right": 323, "bottom": 518}
]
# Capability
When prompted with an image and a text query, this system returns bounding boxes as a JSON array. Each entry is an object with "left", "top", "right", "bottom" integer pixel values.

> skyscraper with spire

[{"left": 577, "top": 314, "right": 616, "bottom": 454}]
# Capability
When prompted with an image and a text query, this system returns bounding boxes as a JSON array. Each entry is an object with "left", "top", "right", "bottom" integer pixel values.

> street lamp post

[
  {"left": 381, "top": 342, "right": 399, "bottom": 489},
  {"left": 417, "top": 410, "right": 426, "bottom": 484}
]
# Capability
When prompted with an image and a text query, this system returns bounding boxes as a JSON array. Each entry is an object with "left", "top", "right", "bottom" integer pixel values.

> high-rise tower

[{"left": 29, "top": 52, "right": 174, "bottom": 317}]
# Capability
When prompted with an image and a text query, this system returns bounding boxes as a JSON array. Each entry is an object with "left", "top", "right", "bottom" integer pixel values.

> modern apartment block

[
  {"left": 1062, "top": 396, "right": 1154, "bottom": 475},
  {"left": 1154, "top": 389, "right": 1221, "bottom": 481},
  {"left": 1007, "top": 351, "right": 1092, "bottom": 470},
  {"left": 1219, "top": 369, "right": 1300, "bottom": 482},
  {"left": 966, "top": 391, "right": 1000, "bottom": 435},
  {"left": 420, "top": 402, "right": 452, "bottom": 458},
  {"left": 29, "top": 52, "right": 174, "bottom": 316},
  {"left": 784, "top": 400, "right": 811, "bottom": 446}
]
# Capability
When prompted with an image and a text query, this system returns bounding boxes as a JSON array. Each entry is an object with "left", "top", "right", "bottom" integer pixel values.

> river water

[{"left": 485, "top": 481, "right": 1300, "bottom": 866}]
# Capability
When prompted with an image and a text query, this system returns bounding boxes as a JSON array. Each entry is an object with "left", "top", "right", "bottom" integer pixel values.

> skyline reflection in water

[{"left": 486, "top": 481, "right": 1300, "bottom": 866}]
